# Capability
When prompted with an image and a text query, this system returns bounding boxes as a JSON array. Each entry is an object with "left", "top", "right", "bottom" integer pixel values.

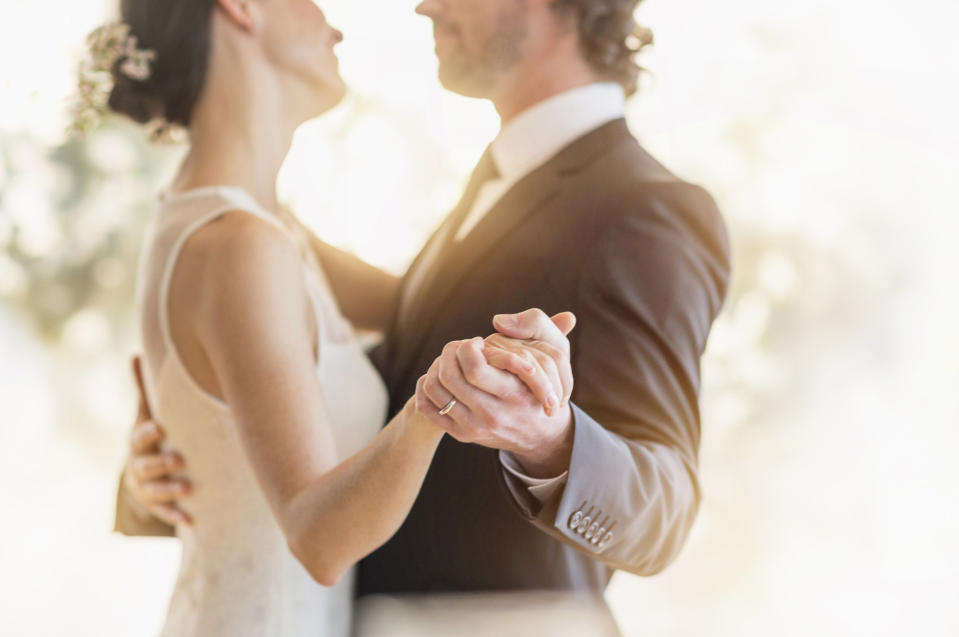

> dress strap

[{"left": 156, "top": 193, "right": 297, "bottom": 379}]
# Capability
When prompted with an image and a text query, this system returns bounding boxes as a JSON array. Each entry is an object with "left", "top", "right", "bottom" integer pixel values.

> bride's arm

[
  {"left": 194, "top": 214, "right": 438, "bottom": 586},
  {"left": 279, "top": 206, "right": 400, "bottom": 333}
]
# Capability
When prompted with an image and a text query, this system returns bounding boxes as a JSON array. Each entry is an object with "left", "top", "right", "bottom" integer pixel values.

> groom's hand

[
  {"left": 415, "top": 309, "right": 577, "bottom": 478},
  {"left": 123, "top": 356, "right": 193, "bottom": 527}
]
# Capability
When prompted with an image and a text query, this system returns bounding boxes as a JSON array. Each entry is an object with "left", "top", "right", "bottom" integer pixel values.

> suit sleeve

[{"left": 502, "top": 183, "right": 730, "bottom": 575}]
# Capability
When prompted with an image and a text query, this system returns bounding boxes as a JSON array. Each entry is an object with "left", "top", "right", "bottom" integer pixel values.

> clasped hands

[
  {"left": 412, "top": 308, "right": 577, "bottom": 479},
  {"left": 124, "top": 308, "right": 577, "bottom": 527}
]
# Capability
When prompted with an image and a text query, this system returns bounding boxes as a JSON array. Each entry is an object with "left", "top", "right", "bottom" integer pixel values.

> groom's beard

[{"left": 433, "top": 5, "right": 529, "bottom": 98}]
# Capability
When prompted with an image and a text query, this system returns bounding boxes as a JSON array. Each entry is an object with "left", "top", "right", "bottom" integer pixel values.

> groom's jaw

[{"left": 432, "top": 22, "right": 461, "bottom": 56}]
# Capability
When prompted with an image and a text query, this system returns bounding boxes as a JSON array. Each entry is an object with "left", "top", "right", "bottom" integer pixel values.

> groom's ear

[{"left": 216, "top": 0, "right": 260, "bottom": 33}]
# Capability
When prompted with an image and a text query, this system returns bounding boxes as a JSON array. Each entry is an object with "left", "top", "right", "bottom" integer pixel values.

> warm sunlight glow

[{"left": 1, "top": 0, "right": 957, "bottom": 635}]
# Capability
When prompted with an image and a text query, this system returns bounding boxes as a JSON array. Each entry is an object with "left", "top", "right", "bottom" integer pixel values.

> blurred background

[{"left": 2, "top": 0, "right": 958, "bottom": 634}]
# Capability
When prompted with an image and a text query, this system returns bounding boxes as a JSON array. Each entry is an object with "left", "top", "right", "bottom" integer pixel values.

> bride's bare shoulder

[
  {"left": 185, "top": 209, "right": 290, "bottom": 259},
  {"left": 173, "top": 209, "right": 307, "bottom": 319},
  {"left": 166, "top": 209, "right": 314, "bottom": 400}
]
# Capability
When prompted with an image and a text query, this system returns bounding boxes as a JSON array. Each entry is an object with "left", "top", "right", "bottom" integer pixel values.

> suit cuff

[{"left": 498, "top": 450, "right": 569, "bottom": 503}]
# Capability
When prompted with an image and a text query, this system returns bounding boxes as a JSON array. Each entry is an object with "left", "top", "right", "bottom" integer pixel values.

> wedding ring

[{"left": 438, "top": 399, "right": 457, "bottom": 416}]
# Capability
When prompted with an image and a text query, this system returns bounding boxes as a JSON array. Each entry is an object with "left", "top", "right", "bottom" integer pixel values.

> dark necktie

[
  {"left": 395, "top": 147, "right": 500, "bottom": 336},
  {"left": 445, "top": 146, "right": 501, "bottom": 239}
]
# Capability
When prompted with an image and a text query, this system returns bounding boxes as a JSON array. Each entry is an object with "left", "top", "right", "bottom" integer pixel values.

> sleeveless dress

[{"left": 134, "top": 185, "right": 388, "bottom": 637}]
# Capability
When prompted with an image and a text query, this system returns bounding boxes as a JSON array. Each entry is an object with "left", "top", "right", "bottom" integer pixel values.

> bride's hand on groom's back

[
  {"left": 414, "top": 309, "right": 578, "bottom": 477},
  {"left": 123, "top": 356, "right": 194, "bottom": 527}
]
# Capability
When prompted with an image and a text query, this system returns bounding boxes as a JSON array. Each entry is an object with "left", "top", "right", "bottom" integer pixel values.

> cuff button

[
  {"left": 584, "top": 522, "right": 599, "bottom": 540},
  {"left": 597, "top": 531, "right": 613, "bottom": 550},
  {"left": 590, "top": 527, "right": 605, "bottom": 545},
  {"left": 577, "top": 516, "right": 592, "bottom": 535},
  {"left": 568, "top": 510, "right": 584, "bottom": 530}
]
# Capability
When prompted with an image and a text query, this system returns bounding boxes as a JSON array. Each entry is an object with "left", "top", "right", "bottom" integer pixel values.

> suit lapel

[
  {"left": 380, "top": 149, "right": 499, "bottom": 379},
  {"left": 389, "top": 118, "right": 634, "bottom": 383}
]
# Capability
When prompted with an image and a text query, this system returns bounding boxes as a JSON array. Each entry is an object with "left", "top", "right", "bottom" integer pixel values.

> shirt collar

[{"left": 490, "top": 82, "right": 626, "bottom": 181}]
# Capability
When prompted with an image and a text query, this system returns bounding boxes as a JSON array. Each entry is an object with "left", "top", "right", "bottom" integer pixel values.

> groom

[{"left": 118, "top": 0, "right": 729, "bottom": 608}]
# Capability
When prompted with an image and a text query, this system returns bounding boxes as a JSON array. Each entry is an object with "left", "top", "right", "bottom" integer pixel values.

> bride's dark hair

[{"left": 108, "top": 0, "right": 217, "bottom": 127}]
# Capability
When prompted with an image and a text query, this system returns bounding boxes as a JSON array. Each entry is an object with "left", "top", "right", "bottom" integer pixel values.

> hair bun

[{"left": 107, "top": 72, "right": 163, "bottom": 125}]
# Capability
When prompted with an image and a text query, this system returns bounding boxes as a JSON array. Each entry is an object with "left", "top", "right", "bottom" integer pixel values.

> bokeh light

[{"left": 2, "top": 0, "right": 957, "bottom": 635}]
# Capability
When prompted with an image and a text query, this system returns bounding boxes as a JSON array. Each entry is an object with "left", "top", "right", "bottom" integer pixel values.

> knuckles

[
  {"left": 437, "top": 364, "right": 456, "bottom": 387},
  {"left": 516, "top": 307, "right": 546, "bottom": 323},
  {"left": 520, "top": 350, "right": 538, "bottom": 368},
  {"left": 475, "top": 406, "right": 504, "bottom": 432},
  {"left": 441, "top": 341, "right": 462, "bottom": 357},
  {"left": 484, "top": 334, "right": 508, "bottom": 349},
  {"left": 422, "top": 375, "right": 442, "bottom": 401},
  {"left": 462, "top": 366, "right": 482, "bottom": 386}
]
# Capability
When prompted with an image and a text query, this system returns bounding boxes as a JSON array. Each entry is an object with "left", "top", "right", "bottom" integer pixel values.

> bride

[{"left": 90, "top": 0, "right": 572, "bottom": 635}]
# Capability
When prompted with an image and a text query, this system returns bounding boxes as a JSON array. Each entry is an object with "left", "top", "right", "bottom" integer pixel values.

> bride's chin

[
  {"left": 329, "top": 78, "right": 348, "bottom": 106},
  {"left": 301, "top": 81, "right": 348, "bottom": 120},
  {"left": 320, "top": 75, "right": 348, "bottom": 108}
]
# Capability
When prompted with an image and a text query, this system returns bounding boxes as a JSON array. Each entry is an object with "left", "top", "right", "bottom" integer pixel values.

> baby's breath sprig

[{"left": 69, "top": 22, "right": 157, "bottom": 137}]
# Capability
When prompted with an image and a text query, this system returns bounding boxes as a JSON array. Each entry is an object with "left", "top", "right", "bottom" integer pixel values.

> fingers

[
  {"left": 129, "top": 451, "right": 184, "bottom": 483},
  {"left": 433, "top": 341, "right": 494, "bottom": 412},
  {"left": 130, "top": 420, "right": 164, "bottom": 455},
  {"left": 420, "top": 353, "right": 473, "bottom": 429},
  {"left": 132, "top": 355, "right": 153, "bottom": 421},
  {"left": 415, "top": 371, "right": 470, "bottom": 442},
  {"left": 420, "top": 358, "right": 456, "bottom": 410},
  {"left": 124, "top": 374, "right": 193, "bottom": 527},
  {"left": 124, "top": 459, "right": 193, "bottom": 526},
  {"left": 482, "top": 346, "right": 558, "bottom": 414},
  {"left": 148, "top": 503, "right": 193, "bottom": 527},
  {"left": 492, "top": 308, "right": 575, "bottom": 352},
  {"left": 530, "top": 340, "right": 573, "bottom": 406},
  {"left": 456, "top": 338, "right": 535, "bottom": 400},
  {"left": 485, "top": 333, "right": 574, "bottom": 406},
  {"left": 550, "top": 311, "right": 577, "bottom": 336},
  {"left": 140, "top": 478, "right": 193, "bottom": 502}
]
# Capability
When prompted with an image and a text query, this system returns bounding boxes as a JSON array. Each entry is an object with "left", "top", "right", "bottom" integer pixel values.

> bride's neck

[{"left": 171, "top": 70, "right": 298, "bottom": 212}]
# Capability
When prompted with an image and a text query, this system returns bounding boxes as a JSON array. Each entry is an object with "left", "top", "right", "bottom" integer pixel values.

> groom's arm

[
  {"left": 505, "top": 184, "right": 730, "bottom": 575},
  {"left": 421, "top": 184, "right": 730, "bottom": 576},
  {"left": 281, "top": 207, "right": 400, "bottom": 332}
]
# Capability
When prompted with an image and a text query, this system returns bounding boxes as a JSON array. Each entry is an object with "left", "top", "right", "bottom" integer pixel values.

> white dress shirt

[
  {"left": 451, "top": 82, "right": 626, "bottom": 498},
  {"left": 454, "top": 82, "right": 626, "bottom": 242}
]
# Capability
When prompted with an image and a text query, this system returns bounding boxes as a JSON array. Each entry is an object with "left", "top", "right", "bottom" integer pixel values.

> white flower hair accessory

[{"left": 70, "top": 22, "right": 158, "bottom": 136}]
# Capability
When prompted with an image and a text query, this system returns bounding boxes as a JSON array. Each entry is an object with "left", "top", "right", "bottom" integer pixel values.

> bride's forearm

[{"left": 282, "top": 398, "right": 442, "bottom": 586}]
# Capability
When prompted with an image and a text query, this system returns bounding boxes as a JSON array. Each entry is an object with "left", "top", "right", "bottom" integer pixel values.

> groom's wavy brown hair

[{"left": 550, "top": 0, "right": 654, "bottom": 97}]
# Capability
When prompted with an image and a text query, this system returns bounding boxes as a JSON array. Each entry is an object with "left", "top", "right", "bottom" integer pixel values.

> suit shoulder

[
  {"left": 585, "top": 142, "right": 728, "bottom": 253},
  {"left": 629, "top": 179, "right": 727, "bottom": 245},
  {"left": 575, "top": 147, "right": 730, "bottom": 300}
]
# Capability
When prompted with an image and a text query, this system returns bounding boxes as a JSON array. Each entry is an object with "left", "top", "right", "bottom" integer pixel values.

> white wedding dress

[{"left": 135, "top": 186, "right": 387, "bottom": 637}]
